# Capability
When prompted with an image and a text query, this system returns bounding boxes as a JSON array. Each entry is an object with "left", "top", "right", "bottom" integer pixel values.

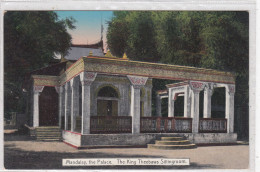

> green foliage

[
  {"left": 4, "top": 11, "right": 75, "bottom": 114},
  {"left": 107, "top": 11, "right": 249, "bottom": 138},
  {"left": 107, "top": 11, "right": 248, "bottom": 102}
]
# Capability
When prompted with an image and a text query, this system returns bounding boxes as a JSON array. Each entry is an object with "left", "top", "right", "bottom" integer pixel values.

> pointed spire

[
  {"left": 122, "top": 53, "right": 128, "bottom": 60},
  {"left": 105, "top": 50, "right": 113, "bottom": 57}
]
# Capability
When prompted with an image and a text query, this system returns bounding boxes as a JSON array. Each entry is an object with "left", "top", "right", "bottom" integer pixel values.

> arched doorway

[
  {"left": 97, "top": 86, "right": 119, "bottom": 116},
  {"left": 39, "top": 87, "right": 58, "bottom": 126}
]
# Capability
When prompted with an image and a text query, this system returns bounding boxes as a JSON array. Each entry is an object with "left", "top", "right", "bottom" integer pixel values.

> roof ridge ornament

[
  {"left": 122, "top": 52, "right": 128, "bottom": 60},
  {"left": 89, "top": 51, "right": 93, "bottom": 56},
  {"left": 105, "top": 50, "right": 114, "bottom": 58}
]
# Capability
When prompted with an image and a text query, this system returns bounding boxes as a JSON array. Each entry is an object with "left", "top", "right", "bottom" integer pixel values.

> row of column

[
  {"left": 32, "top": 73, "right": 148, "bottom": 134},
  {"left": 156, "top": 81, "right": 235, "bottom": 133},
  {"left": 60, "top": 72, "right": 97, "bottom": 134}
]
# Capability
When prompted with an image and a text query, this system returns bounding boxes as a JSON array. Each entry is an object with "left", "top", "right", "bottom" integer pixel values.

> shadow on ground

[
  {"left": 4, "top": 145, "right": 216, "bottom": 170},
  {"left": 4, "top": 132, "right": 216, "bottom": 170}
]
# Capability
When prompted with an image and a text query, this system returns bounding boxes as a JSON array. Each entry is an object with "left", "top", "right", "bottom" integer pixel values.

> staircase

[
  {"left": 35, "top": 126, "right": 61, "bottom": 141},
  {"left": 148, "top": 136, "right": 197, "bottom": 150}
]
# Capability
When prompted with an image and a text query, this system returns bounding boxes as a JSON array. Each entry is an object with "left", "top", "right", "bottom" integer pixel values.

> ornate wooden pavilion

[{"left": 24, "top": 48, "right": 236, "bottom": 147}]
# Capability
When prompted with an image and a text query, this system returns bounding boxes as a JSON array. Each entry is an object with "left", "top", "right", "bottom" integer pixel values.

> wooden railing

[
  {"left": 199, "top": 118, "right": 227, "bottom": 133},
  {"left": 90, "top": 116, "right": 132, "bottom": 134},
  {"left": 140, "top": 117, "right": 192, "bottom": 133}
]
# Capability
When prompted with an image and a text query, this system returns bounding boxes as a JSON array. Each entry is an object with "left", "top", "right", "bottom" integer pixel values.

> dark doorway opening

[{"left": 39, "top": 87, "right": 58, "bottom": 126}]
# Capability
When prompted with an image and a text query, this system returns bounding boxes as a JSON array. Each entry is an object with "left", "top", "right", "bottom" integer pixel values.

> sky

[{"left": 56, "top": 11, "right": 114, "bottom": 50}]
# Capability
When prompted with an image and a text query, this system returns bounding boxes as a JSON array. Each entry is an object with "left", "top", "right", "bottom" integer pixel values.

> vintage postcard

[{"left": 1, "top": 0, "right": 257, "bottom": 171}]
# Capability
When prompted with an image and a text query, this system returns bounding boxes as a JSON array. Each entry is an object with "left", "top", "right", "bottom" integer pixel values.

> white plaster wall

[{"left": 62, "top": 130, "right": 81, "bottom": 146}]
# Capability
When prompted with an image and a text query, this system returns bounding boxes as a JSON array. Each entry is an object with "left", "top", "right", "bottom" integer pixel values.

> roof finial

[
  {"left": 122, "top": 52, "right": 128, "bottom": 60},
  {"left": 89, "top": 51, "right": 93, "bottom": 56},
  {"left": 105, "top": 50, "right": 113, "bottom": 57}
]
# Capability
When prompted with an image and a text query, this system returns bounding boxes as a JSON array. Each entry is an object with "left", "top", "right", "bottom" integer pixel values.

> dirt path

[{"left": 4, "top": 133, "right": 249, "bottom": 170}]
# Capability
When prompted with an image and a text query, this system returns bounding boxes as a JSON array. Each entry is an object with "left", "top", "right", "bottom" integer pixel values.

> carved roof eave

[
  {"left": 82, "top": 56, "right": 235, "bottom": 84},
  {"left": 31, "top": 56, "right": 236, "bottom": 87},
  {"left": 31, "top": 75, "right": 59, "bottom": 87}
]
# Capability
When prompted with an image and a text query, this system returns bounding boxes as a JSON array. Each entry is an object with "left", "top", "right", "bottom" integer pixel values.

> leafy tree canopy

[
  {"left": 107, "top": 11, "right": 249, "bottom": 104},
  {"left": 107, "top": 11, "right": 249, "bottom": 136},
  {"left": 4, "top": 11, "right": 75, "bottom": 115}
]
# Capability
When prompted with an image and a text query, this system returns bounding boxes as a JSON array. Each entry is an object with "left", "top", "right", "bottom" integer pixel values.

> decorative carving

[
  {"left": 228, "top": 85, "right": 235, "bottom": 94},
  {"left": 127, "top": 75, "right": 148, "bottom": 86},
  {"left": 80, "top": 72, "right": 97, "bottom": 84},
  {"left": 81, "top": 81, "right": 93, "bottom": 86},
  {"left": 190, "top": 81, "right": 204, "bottom": 89},
  {"left": 34, "top": 86, "right": 44, "bottom": 93},
  {"left": 122, "top": 53, "right": 128, "bottom": 60}
]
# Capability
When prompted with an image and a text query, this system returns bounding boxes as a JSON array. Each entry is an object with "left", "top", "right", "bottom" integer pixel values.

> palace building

[{"left": 23, "top": 42, "right": 237, "bottom": 148}]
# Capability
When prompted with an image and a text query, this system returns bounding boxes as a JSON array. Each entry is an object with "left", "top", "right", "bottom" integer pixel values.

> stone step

[
  {"left": 160, "top": 137, "right": 184, "bottom": 141},
  {"left": 155, "top": 140, "right": 191, "bottom": 145},
  {"left": 36, "top": 131, "right": 61, "bottom": 134},
  {"left": 37, "top": 126, "right": 60, "bottom": 128},
  {"left": 36, "top": 129, "right": 61, "bottom": 131},
  {"left": 37, "top": 135, "right": 61, "bottom": 138},
  {"left": 37, "top": 138, "right": 61, "bottom": 141},
  {"left": 147, "top": 144, "right": 197, "bottom": 150}
]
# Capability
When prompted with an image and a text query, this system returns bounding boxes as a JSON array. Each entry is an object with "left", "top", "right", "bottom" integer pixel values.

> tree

[
  {"left": 4, "top": 11, "right": 75, "bottom": 117},
  {"left": 107, "top": 11, "right": 249, "bottom": 139}
]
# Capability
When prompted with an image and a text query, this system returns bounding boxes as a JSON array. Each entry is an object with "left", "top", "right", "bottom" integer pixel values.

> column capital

[
  {"left": 64, "top": 82, "right": 70, "bottom": 91},
  {"left": 55, "top": 86, "right": 63, "bottom": 94},
  {"left": 127, "top": 75, "right": 148, "bottom": 86},
  {"left": 227, "top": 84, "right": 235, "bottom": 95},
  {"left": 33, "top": 86, "right": 44, "bottom": 93},
  {"left": 80, "top": 71, "right": 97, "bottom": 86},
  {"left": 204, "top": 83, "right": 214, "bottom": 96},
  {"left": 81, "top": 81, "right": 93, "bottom": 86},
  {"left": 189, "top": 81, "right": 206, "bottom": 91}
]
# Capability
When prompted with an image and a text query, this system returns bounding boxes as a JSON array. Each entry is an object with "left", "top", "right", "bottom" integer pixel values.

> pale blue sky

[{"left": 56, "top": 11, "right": 114, "bottom": 47}]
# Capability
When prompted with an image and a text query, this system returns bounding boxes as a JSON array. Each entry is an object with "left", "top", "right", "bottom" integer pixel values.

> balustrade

[
  {"left": 199, "top": 118, "right": 227, "bottom": 133},
  {"left": 140, "top": 117, "right": 192, "bottom": 133},
  {"left": 90, "top": 116, "right": 132, "bottom": 134}
]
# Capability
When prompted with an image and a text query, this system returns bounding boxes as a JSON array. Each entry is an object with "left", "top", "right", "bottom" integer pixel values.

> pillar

[
  {"left": 226, "top": 85, "right": 235, "bottom": 133},
  {"left": 70, "top": 78, "right": 79, "bottom": 132},
  {"left": 64, "top": 82, "right": 71, "bottom": 130},
  {"left": 156, "top": 94, "right": 162, "bottom": 117},
  {"left": 189, "top": 81, "right": 205, "bottom": 133},
  {"left": 184, "top": 86, "right": 191, "bottom": 117},
  {"left": 203, "top": 84, "right": 213, "bottom": 118},
  {"left": 80, "top": 72, "right": 97, "bottom": 134},
  {"left": 191, "top": 90, "right": 200, "bottom": 133},
  {"left": 127, "top": 75, "right": 148, "bottom": 134},
  {"left": 32, "top": 86, "right": 44, "bottom": 127},
  {"left": 168, "top": 89, "right": 175, "bottom": 117},
  {"left": 130, "top": 85, "right": 141, "bottom": 133}
]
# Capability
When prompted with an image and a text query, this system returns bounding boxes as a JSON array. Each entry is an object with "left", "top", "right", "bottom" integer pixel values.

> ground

[{"left": 4, "top": 131, "right": 249, "bottom": 170}]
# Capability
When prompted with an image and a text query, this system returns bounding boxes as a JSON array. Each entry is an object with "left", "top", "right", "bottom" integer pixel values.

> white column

[
  {"left": 203, "top": 84, "right": 213, "bottom": 118},
  {"left": 184, "top": 86, "right": 191, "bottom": 117},
  {"left": 64, "top": 82, "right": 71, "bottom": 130},
  {"left": 80, "top": 72, "right": 97, "bottom": 135},
  {"left": 189, "top": 81, "right": 205, "bottom": 133},
  {"left": 191, "top": 89, "right": 200, "bottom": 133},
  {"left": 168, "top": 89, "right": 175, "bottom": 117},
  {"left": 226, "top": 85, "right": 235, "bottom": 133},
  {"left": 32, "top": 86, "right": 44, "bottom": 127},
  {"left": 127, "top": 75, "right": 148, "bottom": 134},
  {"left": 156, "top": 94, "right": 162, "bottom": 117},
  {"left": 70, "top": 78, "right": 79, "bottom": 132},
  {"left": 130, "top": 85, "right": 141, "bottom": 133}
]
